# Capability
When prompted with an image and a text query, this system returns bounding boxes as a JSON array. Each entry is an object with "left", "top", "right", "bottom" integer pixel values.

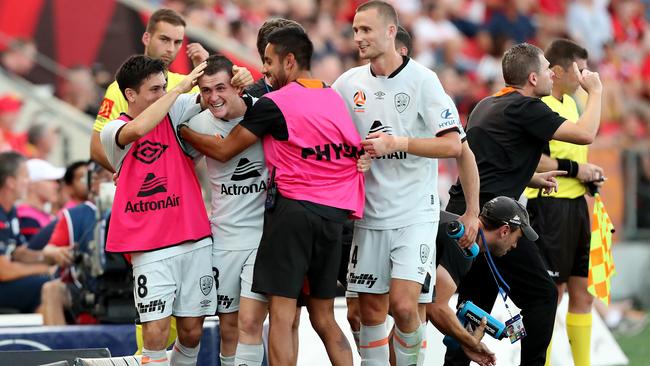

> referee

[
  {"left": 444, "top": 42, "right": 603, "bottom": 366},
  {"left": 524, "top": 39, "right": 604, "bottom": 366}
]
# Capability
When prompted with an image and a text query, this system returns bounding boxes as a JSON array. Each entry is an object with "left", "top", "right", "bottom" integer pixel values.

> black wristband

[{"left": 557, "top": 158, "right": 579, "bottom": 178}]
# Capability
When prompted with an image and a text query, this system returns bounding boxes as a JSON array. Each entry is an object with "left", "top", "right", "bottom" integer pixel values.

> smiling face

[
  {"left": 143, "top": 21, "right": 185, "bottom": 66},
  {"left": 352, "top": 8, "right": 396, "bottom": 61},
  {"left": 262, "top": 43, "right": 290, "bottom": 90},
  {"left": 199, "top": 70, "right": 242, "bottom": 120}
]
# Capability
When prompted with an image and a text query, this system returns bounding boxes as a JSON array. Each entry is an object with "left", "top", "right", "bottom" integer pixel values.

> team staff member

[
  {"left": 333, "top": 2, "right": 462, "bottom": 364},
  {"left": 444, "top": 42, "right": 603, "bottom": 366},
  {"left": 524, "top": 39, "right": 604, "bottom": 366},
  {"left": 101, "top": 56, "right": 214, "bottom": 366},
  {"left": 181, "top": 27, "right": 365, "bottom": 366},
  {"left": 180, "top": 54, "right": 269, "bottom": 366},
  {"left": 91, "top": 8, "right": 251, "bottom": 172}
]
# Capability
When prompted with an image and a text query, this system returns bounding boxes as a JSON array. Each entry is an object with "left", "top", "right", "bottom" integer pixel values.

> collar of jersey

[{"left": 370, "top": 56, "right": 409, "bottom": 79}]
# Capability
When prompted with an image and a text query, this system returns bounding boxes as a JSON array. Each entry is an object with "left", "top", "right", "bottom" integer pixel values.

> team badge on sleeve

[{"left": 97, "top": 98, "right": 114, "bottom": 119}]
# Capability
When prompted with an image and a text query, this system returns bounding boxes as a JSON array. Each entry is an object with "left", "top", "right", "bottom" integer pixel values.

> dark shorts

[
  {"left": 527, "top": 196, "right": 591, "bottom": 283},
  {"left": 252, "top": 196, "right": 344, "bottom": 299},
  {"left": 0, "top": 274, "right": 50, "bottom": 313}
]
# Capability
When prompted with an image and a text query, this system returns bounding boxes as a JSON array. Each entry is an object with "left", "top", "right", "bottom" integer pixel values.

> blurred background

[{"left": 0, "top": 0, "right": 649, "bottom": 364}]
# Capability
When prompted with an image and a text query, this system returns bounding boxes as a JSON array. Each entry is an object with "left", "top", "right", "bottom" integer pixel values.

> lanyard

[{"left": 479, "top": 228, "right": 511, "bottom": 302}]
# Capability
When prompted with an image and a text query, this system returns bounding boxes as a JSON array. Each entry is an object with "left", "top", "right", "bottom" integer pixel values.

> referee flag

[{"left": 587, "top": 193, "right": 616, "bottom": 305}]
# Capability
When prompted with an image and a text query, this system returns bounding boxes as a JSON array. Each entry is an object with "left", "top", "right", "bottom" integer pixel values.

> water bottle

[
  {"left": 443, "top": 300, "right": 507, "bottom": 349},
  {"left": 446, "top": 220, "right": 479, "bottom": 258}
]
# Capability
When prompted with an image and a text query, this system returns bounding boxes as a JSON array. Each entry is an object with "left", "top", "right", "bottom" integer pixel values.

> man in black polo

[{"left": 444, "top": 42, "right": 603, "bottom": 366}]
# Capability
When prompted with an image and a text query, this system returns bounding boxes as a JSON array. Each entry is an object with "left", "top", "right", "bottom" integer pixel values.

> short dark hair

[
  {"left": 256, "top": 18, "right": 304, "bottom": 61},
  {"left": 27, "top": 123, "right": 47, "bottom": 145},
  {"left": 267, "top": 27, "right": 313, "bottom": 71},
  {"left": 544, "top": 39, "right": 588, "bottom": 69},
  {"left": 204, "top": 54, "right": 234, "bottom": 78},
  {"left": 115, "top": 55, "right": 166, "bottom": 99},
  {"left": 0, "top": 151, "right": 25, "bottom": 188},
  {"left": 146, "top": 8, "right": 186, "bottom": 34},
  {"left": 502, "top": 43, "right": 543, "bottom": 87},
  {"left": 356, "top": 1, "right": 399, "bottom": 27},
  {"left": 63, "top": 160, "right": 89, "bottom": 186},
  {"left": 395, "top": 26, "right": 412, "bottom": 57}
]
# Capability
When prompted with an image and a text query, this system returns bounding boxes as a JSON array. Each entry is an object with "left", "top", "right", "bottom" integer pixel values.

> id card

[{"left": 505, "top": 314, "right": 526, "bottom": 343}]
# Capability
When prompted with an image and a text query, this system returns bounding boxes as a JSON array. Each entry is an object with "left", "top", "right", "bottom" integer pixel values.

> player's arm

[
  {"left": 179, "top": 125, "right": 258, "bottom": 162},
  {"left": 536, "top": 154, "right": 605, "bottom": 184},
  {"left": 0, "top": 255, "right": 49, "bottom": 281},
  {"left": 90, "top": 132, "right": 115, "bottom": 173},
  {"left": 91, "top": 83, "right": 128, "bottom": 173},
  {"left": 117, "top": 63, "right": 206, "bottom": 147},
  {"left": 362, "top": 131, "right": 462, "bottom": 159},
  {"left": 552, "top": 63, "right": 602, "bottom": 145},
  {"left": 455, "top": 141, "right": 480, "bottom": 247},
  {"left": 429, "top": 266, "right": 481, "bottom": 348}
]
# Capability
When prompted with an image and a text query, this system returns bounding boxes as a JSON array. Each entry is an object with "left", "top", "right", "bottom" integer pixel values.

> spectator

[
  {"left": 17, "top": 159, "right": 64, "bottom": 241},
  {"left": 0, "top": 94, "right": 27, "bottom": 154},
  {"left": 59, "top": 66, "right": 99, "bottom": 117},
  {"left": 0, "top": 39, "right": 37, "bottom": 77},
  {"left": 0, "top": 152, "right": 51, "bottom": 314},
  {"left": 26, "top": 123, "right": 59, "bottom": 160},
  {"left": 61, "top": 161, "right": 89, "bottom": 209},
  {"left": 484, "top": 0, "right": 536, "bottom": 44},
  {"left": 41, "top": 164, "right": 113, "bottom": 325},
  {"left": 566, "top": 0, "right": 612, "bottom": 63}
]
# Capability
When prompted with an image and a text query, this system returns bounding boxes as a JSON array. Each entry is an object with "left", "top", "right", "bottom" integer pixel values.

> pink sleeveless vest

[
  {"left": 264, "top": 80, "right": 365, "bottom": 219},
  {"left": 106, "top": 114, "right": 210, "bottom": 253}
]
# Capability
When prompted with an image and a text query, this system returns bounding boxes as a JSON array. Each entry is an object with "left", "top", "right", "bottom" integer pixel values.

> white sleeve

[
  {"left": 100, "top": 119, "right": 130, "bottom": 171},
  {"left": 419, "top": 72, "right": 460, "bottom": 136},
  {"left": 445, "top": 94, "right": 466, "bottom": 140},
  {"left": 169, "top": 93, "right": 202, "bottom": 127}
]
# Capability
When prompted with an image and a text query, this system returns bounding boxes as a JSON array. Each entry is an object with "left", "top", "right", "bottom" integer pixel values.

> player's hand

[
  {"left": 457, "top": 213, "right": 479, "bottom": 248},
  {"left": 361, "top": 132, "right": 407, "bottom": 157},
  {"left": 357, "top": 152, "right": 372, "bottom": 172},
  {"left": 530, "top": 170, "right": 566, "bottom": 194},
  {"left": 112, "top": 173, "right": 119, "bottom": 186},
  {"left": 573, "top": 62, "right": 602, "bottom": 94},
  {"left": 187, "top": 43, "right": 209, "bottom": 66},
  {"left": 175, "top": 61, "right": 207, "bottom": 94},
  {"left": 577, "top": 162, "right": 605, "bottom": 183},
  {"left": 42, "top": 245, "right": 73, "bottom": 267},
  {"left": 461, "top": 341, "right": 496, "bottom": 366},
  {"left": 231, "top": 65, "right": 254, "bottom": 89}
]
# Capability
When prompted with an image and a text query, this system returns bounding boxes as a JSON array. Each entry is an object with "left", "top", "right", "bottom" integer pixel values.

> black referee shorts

[
  {"left": 527, "top": 196, "right": 590, "bottom": 283},
  {"left": 252, "top": 196, "right": 343, "bottom": 299}
]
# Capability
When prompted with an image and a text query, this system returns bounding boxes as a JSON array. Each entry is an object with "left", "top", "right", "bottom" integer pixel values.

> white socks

[
  {"left": 360, "top": 321, "right": 389, "bottom": 366},
  {"left": 235, "top": 342, "right": 265, "bottom": 366}
]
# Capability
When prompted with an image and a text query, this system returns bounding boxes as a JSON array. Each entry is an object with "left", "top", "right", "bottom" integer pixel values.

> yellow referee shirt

[
  {"left": 93, "top": 71, "right": 199, "bottom": 132},
  {"left": 525, "top": 94, "right": 588, "bottom": 199}
]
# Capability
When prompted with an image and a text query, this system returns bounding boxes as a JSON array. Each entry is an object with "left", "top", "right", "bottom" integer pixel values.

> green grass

[{"left": 615, "top": 324, "right": 650, "bottom": 366}]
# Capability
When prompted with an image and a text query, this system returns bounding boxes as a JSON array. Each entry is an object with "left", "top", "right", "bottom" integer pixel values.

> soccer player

[
  {"left": 90, "top": 8, "right": 251, "bottom": 172},
  {"left": 100, "top": 55, "right": 214, "bottom": 366},
  {"left": 444, "top": 42, "right": 603, "bottom": 366},
  {"left": 179, "top": 54, "right": 268, "bottom": 366},
  {"left": 524, "top": 39, "right": 604, "bottom": 366},
  {"left": 181, "top": 27, "right": 365, "bottom": 366},
  {"left": 332, "top": 2, "right": 463, "bottom": 364}
]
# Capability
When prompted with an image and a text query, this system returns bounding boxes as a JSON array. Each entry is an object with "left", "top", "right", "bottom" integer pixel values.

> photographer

[{"left": 40, "top": 163, "right": 114, "bottom": 325}]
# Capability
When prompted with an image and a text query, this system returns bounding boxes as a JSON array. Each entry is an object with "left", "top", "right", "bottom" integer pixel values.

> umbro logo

[
  {"left": 137, "top": 173, "right": 167, "bottom": 197},
  {"left": 369, "top": 120, "right": 393, "bottom": 135},
  {"left": 374, "top": 91, "right": 386, "bottom": 99},
  {"left": 132, "top": 140, "right": 168, "bottom": 164},
  {"left": 231, "top": 158, "right": 263, "bottom": 181}
]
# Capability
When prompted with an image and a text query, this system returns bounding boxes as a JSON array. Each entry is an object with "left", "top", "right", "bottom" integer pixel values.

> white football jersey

[
  {"left": 332, "top": 58, "right": 459, "bottom": 229},
  {"left": 187, "top": 108, "right": 267, "bottom": 250}
]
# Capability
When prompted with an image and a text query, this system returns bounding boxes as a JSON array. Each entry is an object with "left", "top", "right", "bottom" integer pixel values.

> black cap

[{"left": 481, "top": 196, "right": 538, "bottom": 241}]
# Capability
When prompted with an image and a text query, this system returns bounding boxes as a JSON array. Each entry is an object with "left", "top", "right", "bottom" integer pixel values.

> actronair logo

[
  {"left": 369, "top": 120, "right": 393, "bottom": 135},
  {"left": 231, "top": 158, "right": 263, "bottom": 181},
  {"left": 137, "top": 173, "right": 167, "bottom": 197}
]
